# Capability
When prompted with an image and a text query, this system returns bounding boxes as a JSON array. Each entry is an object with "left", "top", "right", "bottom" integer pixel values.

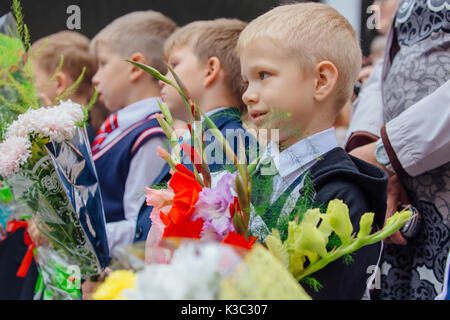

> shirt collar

[
  {"left": 258, "top": 127, "right": 339, "bottom": 178},
  {"left": 204, "top": 106, "right": 231, "bottom": 118},
  {"left": 116, "top": 97, "right": 162, "bottom": 130}
]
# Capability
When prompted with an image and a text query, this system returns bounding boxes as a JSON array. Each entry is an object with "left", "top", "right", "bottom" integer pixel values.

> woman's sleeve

[{"left": 381, "top": 80, "right": 450, "bottom": 177}]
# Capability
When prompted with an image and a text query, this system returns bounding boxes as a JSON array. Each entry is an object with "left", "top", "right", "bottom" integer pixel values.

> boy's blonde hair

[
  {"left": 164, "top": 18, "right": 248, "bottom": 113},
  {"left": 31, "top": 31, "right": 96, "bottom": 98},
  {"left": 90, "top": 10, "right": 177, "bottom": 76},
  {"left": 238, "top": 3, "right": 362, "bottom": 110}
]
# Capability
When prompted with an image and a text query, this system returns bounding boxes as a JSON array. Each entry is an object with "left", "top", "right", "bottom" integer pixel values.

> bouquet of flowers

[
  {"left": 90, "top": 60, "right": 415, "bottom": 299},
  {"left": 0, "top": 3, "right": 108, "bottom": 299},
  {"left": 94, "top": 239, "right": 311, "bottom": 300}
]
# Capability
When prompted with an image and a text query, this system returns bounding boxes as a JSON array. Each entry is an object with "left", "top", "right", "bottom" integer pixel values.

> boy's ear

[
  {"left": 54, "top": 71, "right": 71, "bottom": 97},
  {"left": 313, "top": 61, "right": 339, "bottom": 102},
  {"left": 129, "top": 52, "right": 149, "bottom": 82},
  {"left": 203, "top": 57, "right": 222, "bottom": 88}
]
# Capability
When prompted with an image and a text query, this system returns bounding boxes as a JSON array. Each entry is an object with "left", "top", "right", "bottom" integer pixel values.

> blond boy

[
  {"left": 239, "top": 3, "right": 388, "bottom": 300},
  {"left": 158, "top": 18, "right": 259, "bottom": 173},
  {"left": 88, "top": 11, "right": 177, "bottom": 253}
]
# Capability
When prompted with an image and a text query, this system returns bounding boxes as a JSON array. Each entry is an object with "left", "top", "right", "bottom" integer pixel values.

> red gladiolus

[
  {"left": 166, "top": 164, "right": 202, "bottom": 224},
  {"left": 163, "top": 216, "right": 204, "bottom": 239},
  {"left": 222, "top": 231, "right": 258, "bottom": 250}
]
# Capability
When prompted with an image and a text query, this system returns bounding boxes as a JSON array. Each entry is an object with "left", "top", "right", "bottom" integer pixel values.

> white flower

[
  {"left": 0, "top": 136, "right": 32, "bottom": 177},
  {"left": 6, "top": 100, "right": 85, "bottom": 143},
  {"left": 123, "top": 242, "right": 241, "bottom": 300}
]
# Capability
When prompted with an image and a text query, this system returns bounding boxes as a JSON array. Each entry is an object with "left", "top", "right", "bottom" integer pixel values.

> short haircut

[
  {"left": 90, "top": 10, "right": 177, "bottom": 76},
  {"left": 30, "top": 31, "right": 96, "bottom": 98},
  {"left": 238, "top": 3, "right": 362, "bottom": 111},
  {"left": 164, "top": 18, "right": 248, "bottom": 113}
]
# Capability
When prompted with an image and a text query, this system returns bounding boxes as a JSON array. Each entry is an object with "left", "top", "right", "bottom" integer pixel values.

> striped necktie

[{"left": 91, "top": 113, "right": 118, "bottom": 155}]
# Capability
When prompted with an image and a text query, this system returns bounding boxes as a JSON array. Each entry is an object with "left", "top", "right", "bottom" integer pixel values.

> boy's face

[
  {"left": 160, "top": 45, "right": 208, "bottom": 121},
  {"left": 240, "top": 38, "right": 316, "bottom": 147},
  {"left": 92, "top": 43, "right": 131, "bottom": 113}
]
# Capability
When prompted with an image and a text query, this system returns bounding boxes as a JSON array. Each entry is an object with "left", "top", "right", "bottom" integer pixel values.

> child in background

[
  {"left": 30, "top": 31, "right": 109, "bottom": 143},
  {"left": 89, "top": 11, "right": 177, "bottom": 254},
  {"left": 136, "top": 18, "right": 259, "bottom": 245},
  {"left": 160, "top": 18, "right": 257, "bottom": 172},
  {"left": 238, "top": 3, "right": 388, "bottom": 299}
]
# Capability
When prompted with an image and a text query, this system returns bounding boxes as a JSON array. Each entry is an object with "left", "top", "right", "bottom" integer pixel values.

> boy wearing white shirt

[
  {"left": 89, "top": 11, "right": 177, "bottom": 254},
  {"left": 239, "top": 3, "right": 389, "bottom": 300}
]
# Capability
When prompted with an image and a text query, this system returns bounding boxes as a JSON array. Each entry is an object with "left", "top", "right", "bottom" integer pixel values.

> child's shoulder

[
  {"left": 209, "top": 107, "right": 243, "bottom": 129},
  {"left": 308, "top": 147, "right": 388, "bottom": 225}
]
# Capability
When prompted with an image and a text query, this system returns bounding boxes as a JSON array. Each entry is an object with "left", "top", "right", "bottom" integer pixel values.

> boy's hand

[
  {"left": 28, "top": 218, "right": 49, "bottom": 248},
  {"left": 81, "top": 267, "right": 112, "bottom": 300},
  {"left": 384, "top": 174, "right": 408, "bottom": 246}
]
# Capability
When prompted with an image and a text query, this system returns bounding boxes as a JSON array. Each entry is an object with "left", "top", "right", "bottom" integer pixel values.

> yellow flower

[
  {"left": 357, "top": 212, "right": 375, "bottom": 239},
  {"left": 296, "top": 223, "right": 328, "bottom": 258},
  {"left": 323, "top": 199, "right": 353, "bottom": 243},
  {"left": 93, "top": 270, "right": 136, "bottom": 300}
]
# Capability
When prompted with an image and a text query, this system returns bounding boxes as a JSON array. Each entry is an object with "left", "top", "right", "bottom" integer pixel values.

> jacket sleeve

[
  {"left": 381, "top": 80, "right": 450, "bottom": 177},
  {"left": 307, "top": 180, "right": 382, "bottom": 300},
  {"left": 345, "top": 61, "right": 385, "bottom": 152}
]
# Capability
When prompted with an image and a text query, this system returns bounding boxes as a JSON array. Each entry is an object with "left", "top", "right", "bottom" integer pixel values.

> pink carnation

[{"left": 0, "top": 136, "right": 31, "bottom": 177}]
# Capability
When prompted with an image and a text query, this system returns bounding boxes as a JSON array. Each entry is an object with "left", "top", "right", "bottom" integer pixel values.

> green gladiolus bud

[
  {"left": 302, "top": 208, "right": 321, "bottom": 227},
  {"left": 289, "top": 251, "right": 306, "bottom": 276},
  {"left": 266, "top": 232, "right": 289, "bottom": 269},
  {"left": 157, "top": 100, "right": 173, "bottom": 126},
  {"left": 296, "top": 223, "right": 328, "bottom": 258},
  {"left": 286, "top": 221, "right": 302, "bottom": 249},
  {"left": 357, "top": 212, "right": 375, "bottom": 239},
  {"left": 324, "top": 199, "right": 353, "bottom": 243}
]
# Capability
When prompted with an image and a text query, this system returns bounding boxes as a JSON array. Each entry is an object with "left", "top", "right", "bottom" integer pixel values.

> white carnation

[
  {"left": 123, "top": 242, "right": 239, "bottom": 300},
  {"left": 0, "top": 136, "right": 32, "bottom": 178},
  {"left": 6, "top": 100, "right": 85, "bottom": 143}
]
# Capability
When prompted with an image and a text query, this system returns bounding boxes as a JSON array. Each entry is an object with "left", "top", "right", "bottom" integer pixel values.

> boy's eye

[
  {"left": 258, "top": 72, "right": 270, "bottom": 80},
  {"left": 169, "top": 61, "right": 179, "bottom": 68}
]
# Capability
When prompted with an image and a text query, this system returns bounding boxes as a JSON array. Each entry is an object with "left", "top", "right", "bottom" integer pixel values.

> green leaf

[{"left": 301, "top": 277, "right": 323, "bottom": 292}]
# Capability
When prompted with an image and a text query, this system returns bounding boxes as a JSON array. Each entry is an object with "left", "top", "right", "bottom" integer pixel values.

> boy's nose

[
  {"left": 158, "top": 78, "right": 166, "bottom": 89},
  {"left": 92, "top": 71, "right": 100, "bottom": 86},
  {"left": 242, "top": 88, "right": 258, "bottom": 106}
]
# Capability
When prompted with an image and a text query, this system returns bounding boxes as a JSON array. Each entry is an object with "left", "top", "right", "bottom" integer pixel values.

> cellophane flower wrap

[
  {"left": 0, "top": 6, "right": 108, "bottom": 300},
  {"left": 2, "top": 101, "right": 110, "bottom": 292}
]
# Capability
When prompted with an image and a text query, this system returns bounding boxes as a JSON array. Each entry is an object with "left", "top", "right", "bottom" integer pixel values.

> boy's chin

[{"left": 168, "top": 106, "right": 190, "bottom": 122}]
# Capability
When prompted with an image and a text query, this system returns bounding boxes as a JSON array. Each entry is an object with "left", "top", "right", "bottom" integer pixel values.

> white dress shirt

[
  {"left": 104, "top": 98, "right": 167, "bottom": 254},
  {"left": 249, "top": 127, "right": 339, "bottom": 239}
]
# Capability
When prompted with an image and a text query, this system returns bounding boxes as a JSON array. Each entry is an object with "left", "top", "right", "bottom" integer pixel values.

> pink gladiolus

[
  {"left": 145, "top": 187, "right": 174, "bottom": 234},
  {"left": 144, "top": 187, "right": 175, "bottom": 264}
]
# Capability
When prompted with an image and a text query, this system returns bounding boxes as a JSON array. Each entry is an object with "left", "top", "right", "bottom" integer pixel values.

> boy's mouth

[{"left": 250, "top": 110, "right": 269, "bottom": 125}]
